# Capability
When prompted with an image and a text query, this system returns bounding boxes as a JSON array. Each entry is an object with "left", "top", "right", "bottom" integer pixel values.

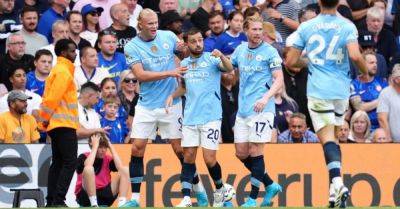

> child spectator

[{"left": 100, "top": 95, "right": 128, "bottom": 143}]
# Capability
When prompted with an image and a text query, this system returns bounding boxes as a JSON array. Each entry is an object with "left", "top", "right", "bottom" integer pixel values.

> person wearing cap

[
  {"left": 106, "top": 3, "right": 137, "bottom": 53},
  {"left": 160, "top": 10, "right": 184, "bottom": 39},
  {"left": 0, "top": 90, "right": 40, "bottom": 143},
  {"left": 353, "top": 30, "right": 389, "bottom": 79},
  {"left": 80, "top": 4, "right": 104, "bottom": 47},
  {"left": 0, "top": 67, "right": 42, "bottom": 116},
  {"left": 350, "top": 51, "right": 388, "bottom": 131},
  {"left": 72, "top": 0, "right": 119, "bottom": 30},
  {"left": 377, "top": 64, "right": 400, "bottom": 142}
]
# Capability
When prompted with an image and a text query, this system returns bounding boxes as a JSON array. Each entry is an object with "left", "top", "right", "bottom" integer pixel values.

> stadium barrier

[{"left": 0, "top": 144, "right": 399, "bottom": 207}]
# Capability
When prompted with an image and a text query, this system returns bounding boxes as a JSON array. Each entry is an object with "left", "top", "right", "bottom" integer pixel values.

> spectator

[
  {"left": 336, "top": 120, "right": 351, "bottom": 143},
  {"left": 72, "top": 0, "right": 119, "bottom": 30},
  {"left": 204, "top": 11, "right": 225, "bottom": 52},
  {"left": 121, "top": 0, "right": 142, "bottom": 31},
  {"left": 219, "top": 0, "right": 256, "bottom": 17},
  {"left": 158, "top": 0, "right": 178, "bottom": 14},
  {"left": 80, "top": 4, "right": 103, "bottom": 47},
  {"left": 262, "top": 21, "right": 283, "bottom": 57},
  {"left": 14, "top": 0, "right": 49, "bottom": 14},
  {"left": 191, "top": 0, "right": 223, "bottom": 35},
  {"left": 160, "top": 10, "right": 184, "bottom": 39},
  {"left": 26, "top": 49, "right": 53, "bottom": 96},
  {"left": 377, "top": 64, "right": 400, "bottom": 142},
  {"left": 262, "top": 0, "right": 300, "bottom": 42},
  {"left": 298, "top": 6, "right": 317, "bottom": 23},
  {"left": 220, "top": 70, "right": 238, "bottom": 143},
  {"left": 95, "top": 78, "right": 127, "bottom": 126},
  {"left": 17, "top": 6, "right": 48, "bottom": 56},
  {"left": 76, "top": 82, "right": 109, "bottom": 142},
  {"left": 67, "top": 11, "right": 91, "bottom": 50},
  {"left": 100, "top": 95, "right": 128, "bottom": 143},
  {"left": 214, "top": 11, "right": 247, "bottom": 55},
  {"left": 0, "top": 0, "right": 22, "bottom": 54},
  {"left": 350, "top": 51, "right": 388, "bottom": 131},
  {"left": 37, "top": 0, "right": 67, "bottom": 43},
  {"left": 0, "top": 90, "right": 40, "bottom": 143},
  {"left": 97, "top": 30, "right": 128, "bottom": 82},
  {"left": 118, "top": 70, "right": 138, "bottom": 117},
  {"left": 75, "top": 46, "right": 110, "bottom": 90},
  {"left": 38, "top": 39, "right": 79, "bottom": 207},
  {"left": 366, "top": 6, "right": 398, "bottom": 65},
  {"left": 178, "top": 0, "right": 201, "bottom": 17},
  {"left": 349, "top": 110, "right": 372, "bottom": 143},
  {"left": 347, "top": 0, "right": 369, "bottom": 31},
  {"left": 274, "top": 84, "right": 298, "bottom": 134},
  {"left": 106, "top": 3, "right": 137, "bottom": 53},
  {"left": 277, "top": 112, "right": 319, "bottom": 143},
  {"left": 372, "top": 128, "right": 390, "bottom": 143},
  {"left": 0, "top": 67, "right": 42, "bottom": 115},
  {"left": 234, "top": 0, "right": 253, "bottom": 13},
  {"left": 75, "top": 133, "right": 129, "bottom": 207},
  {"left": 0, "top": 33, "right": 34, "bottom": 91},
  {"left": 393, "top": 0, "right": 400, "bottom": 37},
  {"left": 352, "top": 30, "right": 389, "bottom": 79}
]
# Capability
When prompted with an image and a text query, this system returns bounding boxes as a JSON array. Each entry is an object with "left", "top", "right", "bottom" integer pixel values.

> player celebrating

[
  {"left": 123, "top": 9, "right": 207, "bottom": 207},
  {"left": 166, "top": 27, "right": 234, "bottom": 207},
  {"left": 286, "top": 0, "right": 368, "bottom": 207},
  {"left": 231, "top": 17, "right": 283, "bottom": 207}
]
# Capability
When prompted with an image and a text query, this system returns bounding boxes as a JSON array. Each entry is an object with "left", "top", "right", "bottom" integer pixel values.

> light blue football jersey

[
  {"left": 292, "top": 14, "right": 358, "bottom": 100},
  {"left": 181, "top": 52, "right": 222, "bottom": 126},
  {"left": 124, "top": 30, "right": 180, "bottom": 109},
  {"left": 231, "top": 42, "right": 282, "bottom": 118}
]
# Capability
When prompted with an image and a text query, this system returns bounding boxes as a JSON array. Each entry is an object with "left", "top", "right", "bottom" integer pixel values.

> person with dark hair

[
  {"left": 77, "top": 82, "right": 109, "bottom": 142},
  {"left": 26, "top": 49, "right": 53, "bottom": 96},
  {"left": 72, "top": 0, "right": 120, "bottom": 30},
  {"left": 37, "top": 0, "right": 68, "bottom": 43},
  {"left": 346, "top": 0, "right": 370, "bottom": 31},
  {"left": 160, "top": 10, "right": 184, "bottom": 38},
  {"left": 0, "top": 33, "right": 34, "bottom": 91},
  {"left": 38, "top": 38, "right": 79, "bottom": 207},
  {"left": 286, "top": 0, "right": 367, "bottom": 207},
  {"left": 67, "top": 11, "right": 91, "bottom": 50},
  {"left": 278, "top": 113, "right": 319, "bottom": 143},
  {"left": 106, "top": 3, "right": 137, "bottom": 53},
  {"left": 190, "top": 0, "right": 223, "bottom": 36},
  {"left": 214, "top": 11, "right": 247, "bottom": 55},
  {"left": 80, "top": 4, "right": 103, "bottom": 47},
  {"left": 75, "top": 133, "right": 129, "bottom": 207},
  {"left": 204, "top": 11, "right": 225, "bottom": 52},
  {"left": 18, "top": 6, "right": 48, "bottom": 56}
]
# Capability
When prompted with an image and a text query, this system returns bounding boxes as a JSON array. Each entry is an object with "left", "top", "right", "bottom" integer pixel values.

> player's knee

[
  {"left": 183, "top": 150, "right": 196, "bottom": 163},
  {"left": 131, "top": 141, "right": 146, "bottom": 156},
  {"left": 204, "top": 156, "right": 217, "bottom": 168},
  {"left": 235, "top": 152, "right": 248, "bottom": 160}
]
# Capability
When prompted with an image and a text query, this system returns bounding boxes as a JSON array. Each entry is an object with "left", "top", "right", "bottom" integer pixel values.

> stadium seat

[{"left": 10, "top": 188, "right": 45, "bottom": 208}]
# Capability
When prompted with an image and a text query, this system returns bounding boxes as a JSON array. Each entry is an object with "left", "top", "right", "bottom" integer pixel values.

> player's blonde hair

[
  {"left": 243, "top": 16, "right": 263, "bottom": 31},
  {"left": 137, "top": 8, "right": 158, "bottom": 31}
]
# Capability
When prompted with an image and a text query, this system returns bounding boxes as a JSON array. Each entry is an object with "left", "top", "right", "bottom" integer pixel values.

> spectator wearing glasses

[
  {"left": 72, "top": 0, "right": 119, "bottom": 30},
  {"left": 0, "top": 90, "right": 40, "bottom": 143},
  {"left": 80, "top": 4, "right": 103, "bottom": 47},
  {"left": 106, "top": 3, "right": 137, "bottom": 53},
  {"left": 75, "top": 46, "right": 110, "bottom": 90},
  {"left": 118, "top": 70, "right": 138, "bottom": 118},
  {"left": 0, "top": 33, "right": 34, "bottom": 91},
  {"left": 77, "top": 82, "right": 109, "bottom": 143},
  {"left": 97, "top": 30, "right": 128, "bottom": 83}
]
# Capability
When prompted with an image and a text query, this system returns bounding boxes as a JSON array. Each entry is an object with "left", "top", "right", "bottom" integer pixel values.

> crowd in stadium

[{"left": 0, "top": 0, "right": 400, "bottom": 145}]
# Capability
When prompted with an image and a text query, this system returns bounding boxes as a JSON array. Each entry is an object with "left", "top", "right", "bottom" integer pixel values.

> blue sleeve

[
  {"left": 214, "top": 35, "right": 223, "bottom": 51},
  {"left": 267, "top": 48, "right": 283, "bottom": 71},
  {"left": 345, "top": 23, "right": 358, "bottom": 44},
  {"left": 207, "top": 53, "right": 222, "bottom": 67},
  {"left": 350, "top": 80, "right": 359, "bottom": 98},
  {"left": 291, "top": 29, "right": 305, "bottom": 51},
  {"left": 392, "top": 0, "right": 399, "bottom": 14},
  {"left": 204, "top": 38, "right": 214, "bottom": 52},
  {"left": 230, "top": 46, "right": 239, "bottom": 68},
  {"left": 124, "top": 42, "right": 141, "bottom": 68},
  {"left": 37, "top": 16, "right": 51, "bottom": 42}
]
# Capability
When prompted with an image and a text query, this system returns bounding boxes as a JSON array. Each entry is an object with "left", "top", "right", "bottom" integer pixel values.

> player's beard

[{"left": 190, "top": 47, "right": 203, "bottom": 57}]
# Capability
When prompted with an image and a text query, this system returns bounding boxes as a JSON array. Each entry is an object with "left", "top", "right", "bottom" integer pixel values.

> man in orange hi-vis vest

[{"left": 38, "top": 38, "right": 79, "bottom": 207}]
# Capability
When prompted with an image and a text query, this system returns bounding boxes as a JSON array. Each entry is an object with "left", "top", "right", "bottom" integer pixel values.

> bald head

[
  {"left": 159, "top": 0, "right": 178, "bottom": 14},
  {"left": 110, "top": 3, "right": 130, "bottom": 26}
]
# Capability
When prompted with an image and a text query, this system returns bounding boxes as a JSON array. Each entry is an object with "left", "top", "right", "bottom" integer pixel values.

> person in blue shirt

[
  {"left": 122, "top": 9, "right": 206, "bottom": 207},
  {"left": 286, "top": 0, "right": 369, "bottom": 207},
  {"left": 214, "top": 11, "right": 247, "bottom": 55},
  {"left": 165, "top": 27, "right": 234, "bottom": 207},
  {"left": 37, "top": 0, "right": 67, "bottom": 43},
  {"left": 277, "top": 113, "right": 319, "bottom": 143},
  {"left": 97, "top": 30, "right": 128, "bottom": 84},
  {"left": 100, "top": 96, "right": 128, "bottom": 144},
  {"left": 350, "top": 51, "right": 388, "bottom": 131},
  {"left": 219, "top": 0, "right": 257, "bottom": 17},
  {"left": 231, "top": 17, "right": 283, "bottom": 207},
  {"left": 204, "top": 11, "right": 225, "bottom": 52},
  {"left": 26, "top": 49, "right": 53, "bottom": 96}
]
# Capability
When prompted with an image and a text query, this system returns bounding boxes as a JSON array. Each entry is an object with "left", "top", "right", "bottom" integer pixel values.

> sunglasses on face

[
  {"left": 89, "top": 11, "right": 100, "bottom": 16},
  {"left": 123, "top": 78, "right": 137, "bottom": 83}
]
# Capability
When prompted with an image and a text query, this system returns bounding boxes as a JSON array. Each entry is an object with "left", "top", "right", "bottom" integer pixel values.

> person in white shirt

[
  {"left": 121, "top": 0, "right": 143, "bottom": 30},
  {"left": 0, "top": 67, "right": 41, "bottom": 116},
  {"left": 75, "top": 46, "right": 110, "bottom": 90},
  {"left": 77, "top": 82, "right": 110, "bottom": 143}
]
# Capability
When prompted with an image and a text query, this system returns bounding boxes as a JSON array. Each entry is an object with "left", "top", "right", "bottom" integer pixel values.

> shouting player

[
  {"left": 123, "top": 9, "right": 207, "bottom": 207},
  {"left": 286, "top": 0, "right": 368, "bottom": 207},
  {"left": 231, "top": 17, "right": 283, "bottom": 207},
  {"left": 166, "top": 27, "right": 234, "bottom": 207}
]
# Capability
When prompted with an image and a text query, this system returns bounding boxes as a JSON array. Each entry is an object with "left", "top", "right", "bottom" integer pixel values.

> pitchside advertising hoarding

[{"left": 0, "top": 144, "right": 399, "bottom": 207}]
